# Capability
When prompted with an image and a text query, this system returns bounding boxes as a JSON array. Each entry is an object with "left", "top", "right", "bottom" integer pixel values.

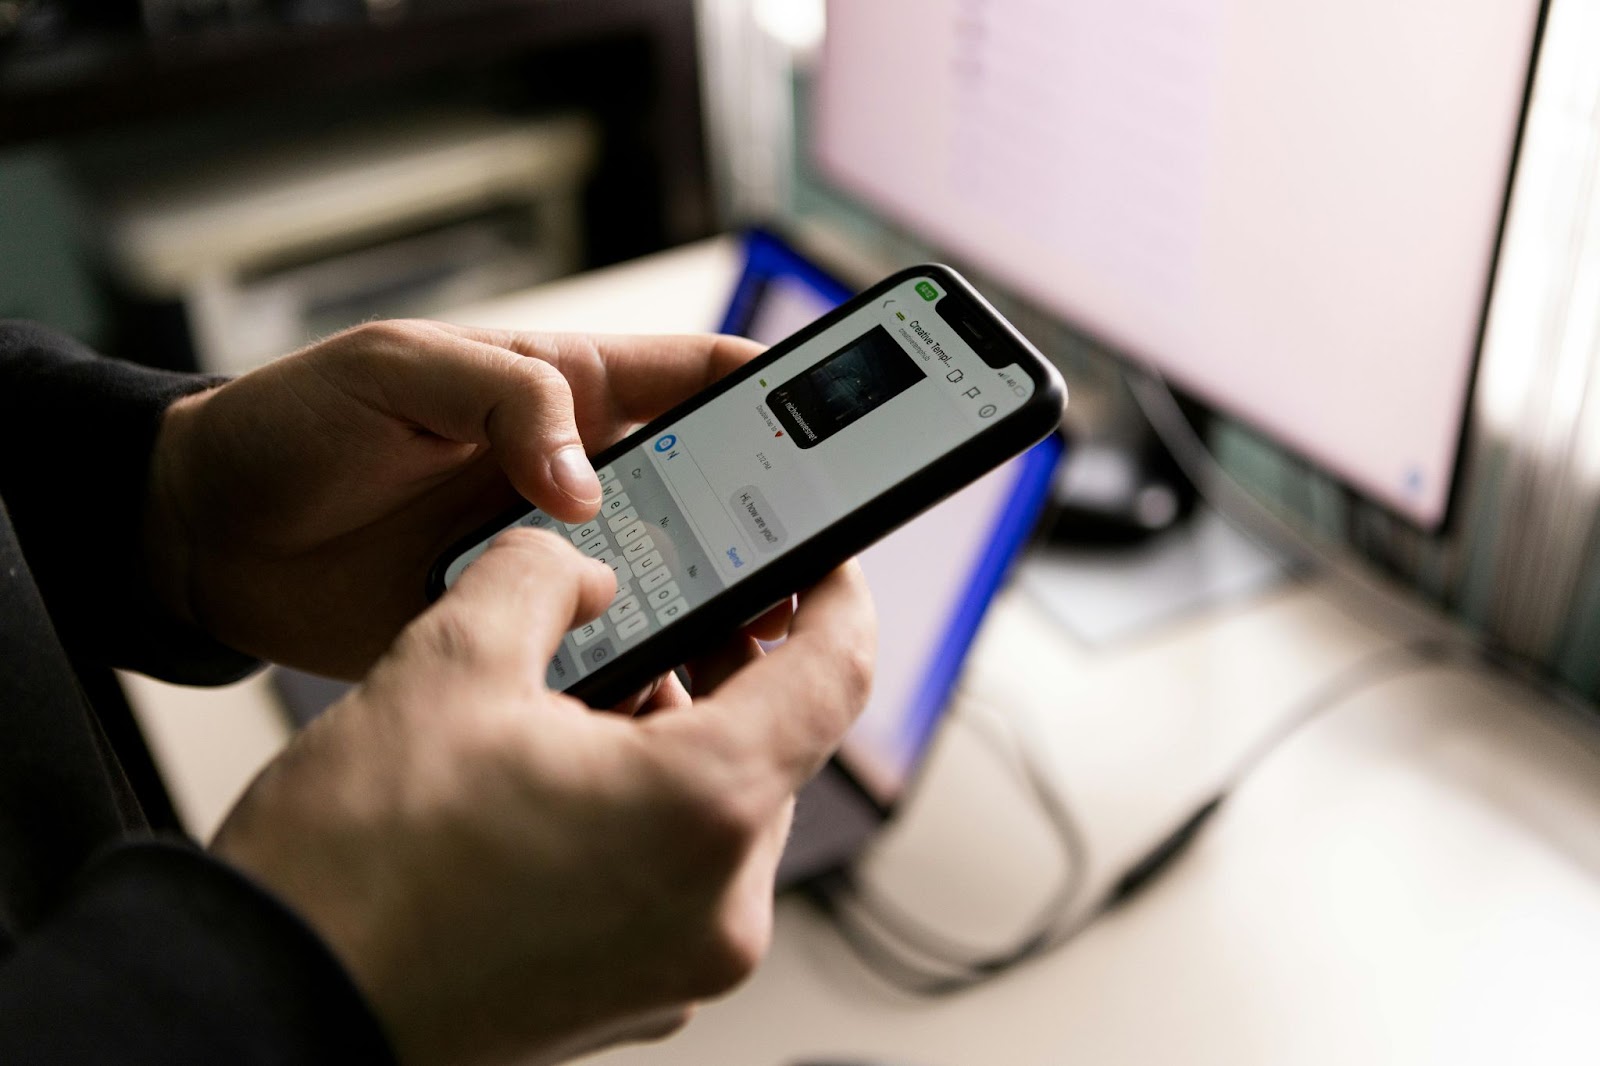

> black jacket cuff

[
  {"left": 0, "top": 322, "right": 258, "bottom": 684},
  {"left": 0, "top": 840, "right": 395, "bottom": 1063}
]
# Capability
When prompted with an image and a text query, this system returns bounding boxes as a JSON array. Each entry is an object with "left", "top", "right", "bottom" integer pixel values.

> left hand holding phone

[
  {"left": 144, "top": 319, "right": 765, "bottom": 678},
  {"left": 212, "top": 528, "right": 877, "bottom": 1066}
]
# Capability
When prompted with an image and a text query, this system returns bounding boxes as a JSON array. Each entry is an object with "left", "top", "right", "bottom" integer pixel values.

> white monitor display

[{"left": 816, "top": 0, "right": 1542, "bottom": 528}]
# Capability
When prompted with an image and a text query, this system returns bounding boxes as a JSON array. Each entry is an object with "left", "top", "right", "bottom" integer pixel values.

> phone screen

[{"left": 442, "top": 274, "right": 1039, "bottom": 691}]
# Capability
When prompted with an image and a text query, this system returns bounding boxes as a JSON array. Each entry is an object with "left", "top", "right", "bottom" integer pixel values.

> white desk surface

[{"left": 125, "top": 238, "right": 1600, "bottom": 1066}]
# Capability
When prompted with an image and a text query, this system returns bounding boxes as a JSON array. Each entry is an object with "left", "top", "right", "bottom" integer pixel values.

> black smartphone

[{"left": 428, "top": 265, "right": 1066, "bottom": 708}]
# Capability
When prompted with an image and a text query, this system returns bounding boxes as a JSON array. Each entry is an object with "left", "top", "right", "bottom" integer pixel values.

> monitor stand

[
  {"left": 1023, "top": 400, "right": 1289, "bottom": 647},
  {"left": 1020, "top": 503, "right": 1289, "bottom": 647}
]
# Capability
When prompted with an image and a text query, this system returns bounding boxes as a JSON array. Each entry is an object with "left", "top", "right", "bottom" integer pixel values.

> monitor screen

[{"left": 815, "top": 0, "right": 1542, "bottom": 528}]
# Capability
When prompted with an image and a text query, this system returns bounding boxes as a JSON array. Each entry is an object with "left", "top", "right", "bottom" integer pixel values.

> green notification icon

[{"left": 915, "top": 280, "right": 939, "bottom": 301}]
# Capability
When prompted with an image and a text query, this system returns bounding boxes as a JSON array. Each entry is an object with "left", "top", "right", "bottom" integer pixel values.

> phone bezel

[{"left": 427, "top": 263, "right": 1066, "bottom": 708}]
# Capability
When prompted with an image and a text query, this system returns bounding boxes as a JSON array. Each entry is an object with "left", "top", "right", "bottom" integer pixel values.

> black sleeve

[
  {"left": 0, "top": 841, "right": 395, "bottom": 1064},
  {"left": 0, "top": 322, "right": 259, "bottom": 685}
]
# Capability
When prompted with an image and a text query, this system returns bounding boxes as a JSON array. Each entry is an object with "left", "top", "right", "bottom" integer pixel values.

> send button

[{"left": 729, "top": 485, "right": 787, "bottom": 552}]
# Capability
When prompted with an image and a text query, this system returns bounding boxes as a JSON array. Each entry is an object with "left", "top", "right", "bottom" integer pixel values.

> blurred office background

[
  {"left": 4, "top": 0, "right": 1599, "bottom": 705},
  {"left": 7, "top": 3, "right": 1600, "bottom": 1061}
]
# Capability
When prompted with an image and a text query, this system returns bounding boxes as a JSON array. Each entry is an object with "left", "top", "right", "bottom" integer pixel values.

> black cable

[
  {"left": 818, "top": 705, "right": 1092, "bottom": 982},
  {"left": 814, "top": 638, "right": 1453, "bottom": 996}
]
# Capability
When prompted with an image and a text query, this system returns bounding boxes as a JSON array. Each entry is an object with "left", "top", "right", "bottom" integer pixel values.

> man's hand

[
  {"left": 212, "top": 529, "right": 875, "bottom": 1066},
  {"left": 146, "top": 320, "right": 764, "bottom": 677}
]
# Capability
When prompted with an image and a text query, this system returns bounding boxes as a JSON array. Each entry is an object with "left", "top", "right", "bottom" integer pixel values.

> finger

[
  {"left": 607, "top": 674, "right": 665, "bottom": 718},
  {"left": 432, "top": 326, "right": 765, "bottom": 435},
  {"left": 429, "top": 527, "right": 615, "bottom": 667},
  {"left": 684, "top": 634, "right": 764, "bottom": 697},
  {"left": 636, "top": 670, "right": 693, "bottom": 716},
  {"left": 337, "top": 322, "right": 602, "bottom": 522},
  {"left": 676, "top": 563, "right": 876, "bottom": 794},
  {"left": 742, "top": 596, "right": 795, "bottom": 644}
]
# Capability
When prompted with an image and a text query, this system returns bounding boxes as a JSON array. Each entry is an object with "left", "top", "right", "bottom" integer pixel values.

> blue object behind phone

[{"left": 724, "top": 231, "right": 1062, "bottom": 883}]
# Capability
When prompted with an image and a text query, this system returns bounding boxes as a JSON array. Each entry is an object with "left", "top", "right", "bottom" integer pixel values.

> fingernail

[{"left": 550, "top": 445, "right": 601, "bottom": 504}]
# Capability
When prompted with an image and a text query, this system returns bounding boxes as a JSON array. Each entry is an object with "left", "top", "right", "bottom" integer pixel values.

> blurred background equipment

[
  {"left": 0, "top": 0, "right": 712, "bottom": 367},
  {"left": 101, "top": 111, "right": 595, "bottom": 373}
]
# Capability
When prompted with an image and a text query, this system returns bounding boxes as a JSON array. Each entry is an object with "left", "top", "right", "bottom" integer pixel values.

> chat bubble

[{"left": 729, "top": 484, "right": 787, "bottom": 552}]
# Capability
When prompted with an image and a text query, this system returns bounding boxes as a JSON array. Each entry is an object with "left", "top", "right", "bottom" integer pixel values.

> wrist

[{"left": 144, "top": 389, "right": 211, "bottom": 631}]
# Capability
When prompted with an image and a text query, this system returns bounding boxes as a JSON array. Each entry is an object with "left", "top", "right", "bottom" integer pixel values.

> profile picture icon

[{"left": 654, "top": 434, "right": 677, "bottom": 453}]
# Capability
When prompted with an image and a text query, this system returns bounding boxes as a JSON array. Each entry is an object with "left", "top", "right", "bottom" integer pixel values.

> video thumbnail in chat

[{"left": 765, "top": 326, "right": 926, "bottom": 449}]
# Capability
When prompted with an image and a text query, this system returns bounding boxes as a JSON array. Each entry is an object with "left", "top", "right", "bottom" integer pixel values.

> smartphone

[{"left": 428, "top": 265, "right": 1065, "bottom": 708}]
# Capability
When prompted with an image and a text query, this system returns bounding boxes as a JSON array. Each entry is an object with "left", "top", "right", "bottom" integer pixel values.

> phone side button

[
  {"left": 655, "top": 598, "right": 688, "bottom": 625},
  {"left": 616, "top": 612, "right": 649, "bottom": 642}
]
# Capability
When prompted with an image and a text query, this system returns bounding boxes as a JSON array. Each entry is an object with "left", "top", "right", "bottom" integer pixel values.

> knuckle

[
  {"left": 693, "top": 905, "right": 770, "bottom": 994},
  {"left": 492, "top": 524, "right": 565, "bottom": 559},
  {"left": 643, "top": 755, "right": 765, "bottom": 874},
  {"left": 630, "top": 1006, "right": 694, "bottom": 1044},
  {"left": 511, "top": 352, "right": 569, "bottom": 395},
  {"left": 832, "top": 639, "right": 876, "bottom": 708},
  {"left": 350, "top": 318, "right": 425, "bottom": 350},
  {"left": 676, "top": 785, "right": 762, "bottom": 865},
  {"left": 401, "top": 607, "right": 488, "bottom": 669}
]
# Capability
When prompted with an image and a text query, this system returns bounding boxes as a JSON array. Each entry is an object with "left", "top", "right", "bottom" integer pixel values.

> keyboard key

[
  {"left": 606, "top": 506, "right": 638, "bottom": 532},
  {"left": 602, "top": 492, "right": 632, "bottom": 517},
  {"left": 597, "top": 553, "right": 625, "bottom": 581},
  {"left": 617, "top": 612, "right": 649, "bottom": 642},
  {"left": 609, "top": 595, "right": 643, "bottom": 623},
  {"left": 571, "top": 619, "right": 606, "bottom": 646},
  {"left": 623, "top": 535, "right": 655, "bottom": 561},
  {"left": 646, "top": 581, "right": 680, "bottom": 609},
  {"left": 640, "top": 566, "right": 673, "bottom": 593},
  {"left": 655, "top": 597, "right": 688, "bottom": 625},
  {"left": 520, "top": 511, "right": 554, "bottom": 530},
  {"left": 580, "top": 534, "right": 610, "bottom": 558},
  {"left": 595, "top": 465, "right": 616, "bottom": 485},
  {"left": 616, "top": 520, "right": 648, "bottom": 547},
  {"left": 570, "top": 522, "right": 602, "bottom": 545},
  {"left": 547, "top": 650, "right": 573, "bottom": 687},
  {"left": 581, "top": 639, "right": 616, "bottom": 670},
  {"left": 631, "top": 550, "right": 663, "bottom": 577},
  {"left": 602, "top": 480, "right": 624, "bottom": 501}
]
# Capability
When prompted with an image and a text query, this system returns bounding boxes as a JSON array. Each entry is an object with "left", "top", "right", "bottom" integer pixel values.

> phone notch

[{"left": 933, "top": 287, "right": 1010, "bottom": 368}]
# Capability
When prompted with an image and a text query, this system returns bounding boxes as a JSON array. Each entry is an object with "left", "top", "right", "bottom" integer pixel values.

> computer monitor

[{"left": 814, "top": 1, "right": 1544, "bottom": 529}]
